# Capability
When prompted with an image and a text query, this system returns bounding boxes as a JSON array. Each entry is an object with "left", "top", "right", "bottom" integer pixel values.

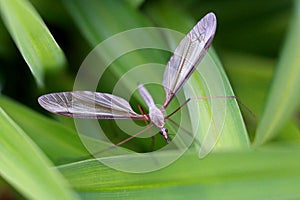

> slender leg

[
  {"left": 166, "top": 95, "right": 239, "bottom": 119},
  {"left": 165, "top": 95, "right": 239, "bottom": 148},
  {"left": 138, "top": 105, "right": 155, "bottom": 151},
  {"left": 167, "top": 117, "right": 201, "bottom": 147},
  {"left": 92, "top": 124, "right": 154, "bottom": 157},
  {"left": 165, "top": 98, "right": 191, "bottom": 119},
  {"left": 165, "top": 95, "right": 256, "bottom": 151},
  {"left": 190, "top": 96, "right": 256, "bottom": 118},
  {"left": 68, "top": 124, "right": 154, "bottom": 162}
]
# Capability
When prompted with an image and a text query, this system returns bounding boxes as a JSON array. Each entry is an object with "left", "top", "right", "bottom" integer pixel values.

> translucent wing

[
  {"left": 38, "top": 91, "right": 145, "bottom": 120},
  {"left": 162, "top": 12, "right": 217, "bottom": 108}
]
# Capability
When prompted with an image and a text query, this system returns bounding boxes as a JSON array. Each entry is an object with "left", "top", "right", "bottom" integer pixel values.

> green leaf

[
  {"left": 63, "top": 0, "right": 150, "bottom": 46},
  {"left": 63, "top": 0, "right": 162, "bottom": 100},
  {"left": 0, "top": 96, "right": 89, "bottom": 164},
  {"left": 59, "top": 146, "right": 300, "bottom": 199},
  {"left": 0, "top": 0, "right": 66, "bottom": 86},
  {"left": 192, "top": 49, "right": 250, "bottom": 155},
  {"left": 0, "top": 107, "right": 79, "bottom": 200},
  {"left": 254, "top": 1, "right": 300, "bottom": 145},
  {"left": 221, "top": 52, "right": 274, "bottom": 115}
]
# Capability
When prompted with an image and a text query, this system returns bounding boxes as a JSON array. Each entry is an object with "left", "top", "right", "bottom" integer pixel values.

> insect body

[
  {"left": 38, "top": 12, "right": 217, "bottom": 143},
  {"left": 137, "top": 84, "right": 169, "bottom": 142}
]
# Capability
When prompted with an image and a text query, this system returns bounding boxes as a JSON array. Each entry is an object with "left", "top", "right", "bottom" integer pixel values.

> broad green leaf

[
  {"left": 254, "top": 2, "right": 300, "bottom": 145},
  {"left": 0, "top": 96, "right": 89, "bottom": 164},
  {"left": 0, "top": 107, "right": 79, "bottom": 200},
  {"left": 0, "top": 0, "right": 66, "bottom": 86},
  {"left": 192, "top": 49, "right": 250, "bottom": 155},
  {"left": 221, "top": 52, "right": 275, "bottom": 139},
  {"left": 59, "top": 146, "right": 300, "bottom": 199}
]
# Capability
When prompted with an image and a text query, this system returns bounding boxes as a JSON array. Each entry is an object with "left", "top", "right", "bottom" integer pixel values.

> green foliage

[
  {"left": 0, "top": 0, "right": 66, "bottom": 86},
  {"left": 0, "top": 0, "right": 299, "bottom": 199},
  {"left": 59, "top": 147, "right": 300, "bottom": 199},
  {"left": 254, "top": 2, "right": 300, "bottom": 145},
  {"left": 0, "top": 107, "right": 79, "bottom": 200}
]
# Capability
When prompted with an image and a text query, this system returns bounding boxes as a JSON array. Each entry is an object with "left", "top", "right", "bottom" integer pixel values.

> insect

[{"left": 38, "top": 12, "right": 217, "bottom": 144}]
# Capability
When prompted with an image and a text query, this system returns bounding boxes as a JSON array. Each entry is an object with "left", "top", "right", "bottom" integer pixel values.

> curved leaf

[
  {"left": 0, "top": 0, "right": 66, "bottom": 86},
  {"left": 59, "top": 146, "right": 300, "bottom": 199},
  {"left": 0, "top": 107, "right": 78, "bottom": 200},
  {"left": 254, "top": 1, "right": 300, "bottom": 145},
  {"left": 0, "top": 96, "right": 89, "bottom": 164}
]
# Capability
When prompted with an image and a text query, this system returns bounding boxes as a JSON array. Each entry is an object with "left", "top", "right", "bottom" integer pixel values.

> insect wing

[
  {"left": 38, "top": 91, "right": 145, "bottom": 120},
  {"left": 162, "top": 12, "right": 217, "bottom": 108}
]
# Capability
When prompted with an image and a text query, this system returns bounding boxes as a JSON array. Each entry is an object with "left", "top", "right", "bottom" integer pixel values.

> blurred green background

[{"left": 0, "top": 0, "right": 299, "bottom": 199}]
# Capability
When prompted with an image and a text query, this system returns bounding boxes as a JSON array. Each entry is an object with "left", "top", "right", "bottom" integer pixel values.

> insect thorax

[{"left": 149, "top": 105, "right": 165, "bottom": 128}]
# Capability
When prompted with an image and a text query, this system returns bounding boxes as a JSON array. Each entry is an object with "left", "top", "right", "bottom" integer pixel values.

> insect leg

[{"left": 138, "top": 104, "right": 155, "bottom": 151}]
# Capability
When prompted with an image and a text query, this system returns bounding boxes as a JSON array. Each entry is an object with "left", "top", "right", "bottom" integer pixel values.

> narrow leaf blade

[
  {"left": 0, "top": 107, "right": 78, "bottom": 200},
  {"left": 0, "top": 95, "right": 89, "bottom": 164},
  {"left": 0, "top": 0, "right": 66, "bottom": 86},
  {"left": 58, "top": 147, "right": 300, "bottom": 199},
  {"left": 254, "top": 2, "right": 300, "bottom": 145}
]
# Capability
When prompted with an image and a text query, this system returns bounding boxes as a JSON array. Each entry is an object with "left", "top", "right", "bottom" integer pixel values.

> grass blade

[
  {"left": 0, "top": 107, "right": 79, "bottom": 200},
  {"left": 0, "top": 0, "right": 66, "bottom": 86},
  {"left": 59, "top": 146, "right": 300, "bottom": 199},
  {"left": 0, "top": 96, "right": 89, "bottom": 164},
  {"left": 254, "top": 2, "right": 300, "bottom": 145},
  {"left": 63, "top": 0, "right": 150, "bottom": 46}
]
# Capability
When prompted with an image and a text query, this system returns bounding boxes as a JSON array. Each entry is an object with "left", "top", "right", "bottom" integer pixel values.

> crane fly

[{"left": 38, "top": 12, "right": 218, "bottom": 145}]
